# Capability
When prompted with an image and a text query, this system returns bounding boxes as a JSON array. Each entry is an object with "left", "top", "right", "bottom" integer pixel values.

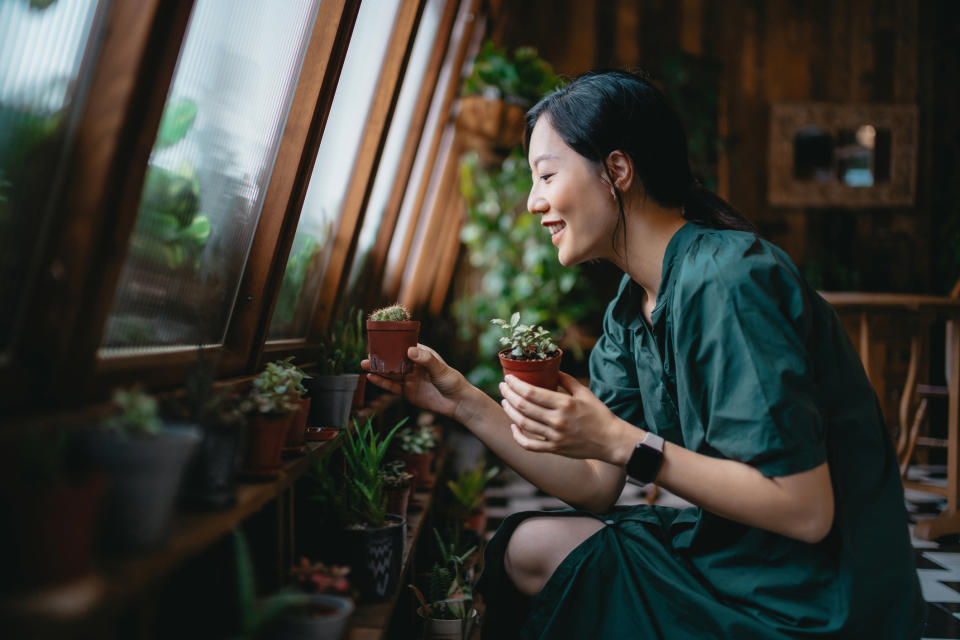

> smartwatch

[{"left": 625, "top": 431, "right": 665, "bottom": 485}]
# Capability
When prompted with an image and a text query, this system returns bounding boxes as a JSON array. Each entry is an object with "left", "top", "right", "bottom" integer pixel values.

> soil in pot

[
  {"left": 366, "top": 320, "right": 420, "bottom": 379},
  {"left": 242, "top": 413, "right": 291, "bottom": 479},
  {"left": 339, "top": 514, "right": 405, "bottom": 601},
  {"left": 498, "top": 347, "right": 563, "bottom": 390}
]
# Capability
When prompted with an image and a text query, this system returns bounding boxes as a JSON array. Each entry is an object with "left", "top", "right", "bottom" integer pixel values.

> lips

[{"left": 543, "top": 220, "right": 566, "bottom": 238}]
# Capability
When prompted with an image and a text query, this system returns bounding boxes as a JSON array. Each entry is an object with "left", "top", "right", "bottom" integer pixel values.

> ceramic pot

[
  {"left": 86, "top": 424, "right": 200, "bottom": 552},
  {"left": 243, "top": 413, "right": 292, "bottom": 478},
  {"left": 419, "top": 607, "right": 480, "bottom": 640},
  {"left": 11, "top": 472, "right": 106, "bottom": 586},
  {"left": 498, "top": 348, "right": 563, "bottom": 390},
  {"left": 385, "top": 484, "right": 412, "bottom": 520},
  {"left": 366, "top": 320, "right": 420, "bottom": 378},
  {"left": 285, "top": 397, "right": 312, "bottom": 447},
  {"left": 308, "top": 374, "right": 360, "bottom": 429},
  {"left": 340, "top": 514, "right": 405, "bottom": 601},
  {"left": 181, "top": 422, "right": 245, "bottom": 509},
  {"left": 270, "top": 594, "right": 354, "bottom": 639}
]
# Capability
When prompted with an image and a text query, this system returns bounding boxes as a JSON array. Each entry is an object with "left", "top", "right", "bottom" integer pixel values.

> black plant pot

[
  {"left": 341, "top": 514, "right": 405, "bottom": 601},
  {"left": 180, "top": 423, "right": 246, "bottom": 509}
]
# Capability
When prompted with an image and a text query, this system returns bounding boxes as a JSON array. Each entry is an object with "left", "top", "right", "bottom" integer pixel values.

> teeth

[{"left": 546, "top": 221, "right": 566, "bottom": 236}]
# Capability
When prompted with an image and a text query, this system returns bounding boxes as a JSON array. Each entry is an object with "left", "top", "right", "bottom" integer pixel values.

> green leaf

[{"left": 156, "top": 98, "right": 198, "bottom": 149}]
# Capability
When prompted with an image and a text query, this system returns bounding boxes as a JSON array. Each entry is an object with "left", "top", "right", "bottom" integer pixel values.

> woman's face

[{"left": 526, "top": 117, "right": 619, "bottom": 266}]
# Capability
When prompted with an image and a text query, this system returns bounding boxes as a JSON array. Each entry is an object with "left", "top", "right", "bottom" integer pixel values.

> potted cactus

[
  {"left": 366, "top": 304, "right": 420, "bottom": 379},
  {"left": 381, "top": 459, "right": 414, "bottom": 520},
  {"left": 492, "top": 312, "right": 562, "bottom": 390},
  {"left": 306, "top": 310, "right": 363, "bottom": 433},
  {"left": 409, "top": 529, "right": 479, "bottom": 640},
  {"left": 86, "top": 387, "right": 200, "bottom": 552},
  {"left": 447, "top": 463, "right": 500, "bottom": 536},
  {"left": 394, "top": 423, "right": 438, "bottom": 491},
  {"left": 242, "top": 360, "right": 301, "bottom": 478}
]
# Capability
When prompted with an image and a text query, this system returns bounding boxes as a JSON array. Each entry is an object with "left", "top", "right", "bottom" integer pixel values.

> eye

[{"left": 539, "top": 173, "right": 554, "bottom": 182}]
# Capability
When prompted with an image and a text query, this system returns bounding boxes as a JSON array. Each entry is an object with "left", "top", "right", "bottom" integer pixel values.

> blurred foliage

[
  {"left": 453, "top": 149, "right": 600, "bottom": 395},
  {"left": 461, "top": 41, "right": 561, "bottom": 109},
  {"left": 274, "top": 231, "right": 320, "bottom": 328},
  {"left": 155, "top": 98, "right": 198, "bottom": 150}
]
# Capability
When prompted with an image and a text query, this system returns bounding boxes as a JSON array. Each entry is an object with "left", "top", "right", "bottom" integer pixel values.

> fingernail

[{"left": 505, "top": 375, "right": 514, "bottom": 382}]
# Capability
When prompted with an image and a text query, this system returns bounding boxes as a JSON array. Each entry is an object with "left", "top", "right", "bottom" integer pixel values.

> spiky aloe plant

[
  {"left": 447, "top": 464, "right": 500, "bottom": 515},
  {"left": 341, "top": 415, "right": 408, "bottom": 527},
  {"left": 369, "top": 304, "right": 411, "bottom": 322}
]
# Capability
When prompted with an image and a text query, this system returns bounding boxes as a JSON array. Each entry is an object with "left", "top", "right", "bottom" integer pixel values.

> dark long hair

[{"left": 524, "top": 69, "right": 756, "bottom": 255}]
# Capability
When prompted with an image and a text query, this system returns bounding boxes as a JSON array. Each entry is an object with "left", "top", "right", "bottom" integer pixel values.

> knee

[{"left": 504, "top": 519, "right": 552, "bottom": 597}]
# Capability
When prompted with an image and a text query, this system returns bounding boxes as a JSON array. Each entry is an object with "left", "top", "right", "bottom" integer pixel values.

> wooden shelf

[{"left": 0, "top": 438, "right": 341, "bottom": 626}]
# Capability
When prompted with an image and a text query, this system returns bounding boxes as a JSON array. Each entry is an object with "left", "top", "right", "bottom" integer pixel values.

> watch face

[{"left": 626, "top": 443, "right": 664, "bottom": 484}]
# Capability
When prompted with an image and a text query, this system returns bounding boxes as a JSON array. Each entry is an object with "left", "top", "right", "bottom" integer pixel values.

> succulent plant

[
  {"left": 244, "top": 358, "right": 304, "bottom": 416},
  {"left": 101, "top": 387, "right": 163, "bottom": 436},
  {"left": 381, "top": 459, "right": 414, "bottom": 490},
  {"left": 369, "top": 304, "right": 411, "bottom": 322},
  {"left": 397, "top": 424, "right": 438, "bottom": 455},
  {"left": 491, "top": 312, "right": 558, "bottom": 360}
]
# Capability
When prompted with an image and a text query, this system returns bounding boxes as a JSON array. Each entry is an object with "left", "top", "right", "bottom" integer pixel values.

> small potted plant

[
  {"left": 418, "top": 410, "right": 443, "bottom": 447},
  {"left": 86, "top": 387, "right": 201, "bottom": 552},
  {"left": 289, "top": 557, "right": 354, "bottom": 600},
  {"left": 242, "top": 361, "right": 301, "bottom": 478},
  {"left": 447, "top": 463, "right": 500, "bottom": 536},
  {"left": 492, "top": 312, "right": 562, "bottom": 390},
  {"left": 306, "top": 311, "right": 362, "bottom": 433},
  {"left": 366, "top": 304, "right": 419, "bottom": 379},
  {"left": 234, "top": 531, "right": 354, "bottom": 640},
  {"left": 338, "top": 415, "right": 409, "bottom": 601},
  {"left": 409, "top": 529, "right": 479, "bottom": 640},
  {"left": 381, "top": 459, "right": 414, "bottom": 520},
  {"left": 394, "top": 423, "right": 438, "bottom": 491},
  {"left": 166, "top": 348, "right": 247, "bottom": 509},
  {"left": 277, "top": 357, "right": 312, "bottom": 452}
]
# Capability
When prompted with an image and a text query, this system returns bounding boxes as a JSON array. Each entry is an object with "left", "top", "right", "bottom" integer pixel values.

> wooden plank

[
  {"left": 383, "top": 0, "right": 483, "bottom": 303},
  {"left": 364, "top": 0, "right": 463, "bottom": 312},
  {"left": 309, "top": 0, "right": 428, "bottom": 335},
  {"left": 6, "top": 0, "right": 194, "bottom": 412},
  {"left": 429, "top": 187, "right": 467, "bottom": 315},
  {"left": 221, "top": 0, "right": 362, "bottom": 371},
  {"left": 819, "top": 292, "right": 960, "bottom": 311}
]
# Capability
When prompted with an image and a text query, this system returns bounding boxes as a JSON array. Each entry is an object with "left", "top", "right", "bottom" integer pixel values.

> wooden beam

[{"left": 309, "top": 0, "right": 428, "bottom": 336}]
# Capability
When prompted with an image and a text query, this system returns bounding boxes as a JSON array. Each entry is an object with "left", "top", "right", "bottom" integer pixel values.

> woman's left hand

[{"left": 499, "top": 372, "right": 627, "bottom": 461}]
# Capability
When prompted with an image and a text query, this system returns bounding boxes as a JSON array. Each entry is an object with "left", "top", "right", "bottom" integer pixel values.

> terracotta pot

[
  {"left": 498, "top": 347, "right": 563, "bottom": 390},
  {"left": 366, "top": 320, "right": 420, "bottom": 378},
  {"left": 308, "top": 374, "right": 360, "bottom": 429},
  {"left": 285, "top": 397, "right": 311, "bottom": 447},
  {"left": 243, "top": 413, "right": 292, "bottom": 478},
  {"left": 12, "top": 473, "right": 106, "bottom": 586},
  {"left": 385, "top": 484, "right": 412, "bottom": 519},
  {"left": 351, "top": 374, "right": 367, "bottom": 410},
  {"left": 398, "top": 451, "right": 435, "bottom": 490},
  {"left": 461, "top": 505, "right": 487, "bottom": 536}
]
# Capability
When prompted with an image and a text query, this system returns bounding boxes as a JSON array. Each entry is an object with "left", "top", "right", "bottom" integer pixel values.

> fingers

[
  {"left": 407, "top": 343, "right": 448, "bottom": 376},
  {"left": 499, "top": 380, "right": 555, "bottom": 426},
  {"left": 557, "top": 372, "right": 583, "bottom": 395},
  {"left": 510, "top": 423, "right": 554, "bottom": 452},
  {"left": 501, "top": 398, "right": 553, "bottom": 441},
  {"left": 364, "top": 372, "right": 402, "bottom": 394},
  {"left": 502, "top": 374, "right": 562, "bottom": 407}
]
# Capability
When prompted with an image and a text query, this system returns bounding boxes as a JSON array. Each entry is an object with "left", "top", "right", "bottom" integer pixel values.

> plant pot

[
  {"left": 385, "top": 484, "right": 412, "bottom": 520},
  {"left": 498, "top": 347, "right": 563, "bottom": 390},
  {"left": 457, "top": 94, "right": 526, "bottom": 148},
  {"left": 269, "top": 593, "right": 355, "bottom": 640},
  {"left": 243, "top": 413, "right": 292, "bottom": 478},
  {"left": 397, "top": 451, "right": 435, "bottom": 491},
  {"left": 305, "top": 427, "right": 340, "bottom": 442},
  {"left": 418, "top": 607, "right": 480, "bottom": 640},
  {"left": 181, "top": 422, "right": 246, "bottom": 509},
  {"left": 461, "top": 505, "right": 487, "bottom": 535},
  {"left": 351, "top": 374, "right": 366, "bottom": 410},
  {"left": 308, "top": 374, "right": 360, "bottom": 429},
  {"left": 340, "top": 514, "right": 405, "bottom": 601},
  {"left": 11, "top": 472, "right": 106, "bottom": 587},
  {"left": 285, "top": 397, "right": 312, "bottom": 447},
  {"left": 366, "top": 320, "right": 420, "bottom": 379},
  {"left": 86, "top": 424, "right": 201, "bottom": 552}
]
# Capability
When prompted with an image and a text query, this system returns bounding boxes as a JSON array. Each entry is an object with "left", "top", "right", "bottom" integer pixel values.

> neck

[{"left": 609, "top": 199, "right": 687, "bottom": 305}]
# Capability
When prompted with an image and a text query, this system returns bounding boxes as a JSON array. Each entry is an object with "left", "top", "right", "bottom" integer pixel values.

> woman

[{"left": 362, "top": 70, "right": 925, "bottom": 638}]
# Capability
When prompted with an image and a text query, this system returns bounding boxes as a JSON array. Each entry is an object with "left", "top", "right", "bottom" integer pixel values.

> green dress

[{"left": 475, "top": 222, "right": 926, "bottom": 639}]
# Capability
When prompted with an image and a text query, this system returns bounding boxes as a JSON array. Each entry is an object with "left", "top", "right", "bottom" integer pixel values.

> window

[
  {"left": 99, "top": 0, "right": 320, "bottom": 355},
  {"left": 267, "top": 0, "right": 403, "bottom": 340},
  {"left": 0, "top": 0, "right": 107, "bottom": 363}
]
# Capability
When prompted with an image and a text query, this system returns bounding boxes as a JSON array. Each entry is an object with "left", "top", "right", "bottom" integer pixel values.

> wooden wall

[{"left": 487, "top": 0, "right": 960, "bottom": 295}]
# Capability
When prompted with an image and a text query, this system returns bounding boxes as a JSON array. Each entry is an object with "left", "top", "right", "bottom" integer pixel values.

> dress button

[{"left": 604, "top": 519, "right": 615, "bottom": 525}]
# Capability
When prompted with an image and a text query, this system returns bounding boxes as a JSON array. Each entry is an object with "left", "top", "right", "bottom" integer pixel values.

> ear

[{"left": 603, "top": 150, "right": 634, "bottom": 194}]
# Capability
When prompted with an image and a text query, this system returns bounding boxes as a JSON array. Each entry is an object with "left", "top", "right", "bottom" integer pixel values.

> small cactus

[{"left": 369, "top": 304, "right": 411, "bottom": 322}]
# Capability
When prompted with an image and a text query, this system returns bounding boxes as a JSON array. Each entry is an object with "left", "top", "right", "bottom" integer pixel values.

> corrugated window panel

[
  {"left": 99, "top": 0, "right": 320, "bottom": 356},
  {"left": 0, "top": 0, "right": 107, "bottom": 364},
  {"left": 344, "top": 0, "right": 446, "bottom": 299},
  {"left": 267, "top": 0, "right": 403, "bottom": 340}
]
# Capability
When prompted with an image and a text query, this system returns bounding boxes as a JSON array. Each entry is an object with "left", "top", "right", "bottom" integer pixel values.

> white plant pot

[{"left": 420, "top": 608, "right": 479, "bottom": 640}]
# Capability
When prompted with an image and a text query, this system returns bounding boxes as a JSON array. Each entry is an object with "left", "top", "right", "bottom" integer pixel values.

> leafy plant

[
  {"left": 244, "top": 359, "right": 304, "bottom": 416},
  {"left": 369, "top": 304, "right": 411, "bottom": 321},
  {"left": 341, "top": 416, "right": 408, "bottom": 527},
  {"left": 101, "top": 387, "right": 163, "bottom": 436},
  {"left": 447, "top": 464, "right": 500, "bottom": 515},
  {"left": 397, "top": 424, "right": 437, "bottom": 455},
  {"left": 381, "top": 459, "right": 413, "bottom": 490},
  {"left": 289, "top": 557, "right": 353, "bottom": 597},
  {"left": 409, "top": 529, "right": 477, "bottom": 620},
  {"left": 156, "top": 97, "right": 198, "bottom": 150},
  {"left": 273, "top": 232, "right": 320, "bottom": 329},
  {"left": 491, "top": 312, "right": 558, "bottom": 360},
  {"left": 316, "top": 307, "right": 366, "bottom": 375},
  {"left": 461, "top": 41, "right": 561, "bottom": 108},
  {"left": 233, "top": 530, "right": 309, "bottom": 640}
]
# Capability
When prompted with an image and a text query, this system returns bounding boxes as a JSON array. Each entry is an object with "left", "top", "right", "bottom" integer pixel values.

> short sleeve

[
  {"left": 673, "top": 236, "right": 827, "bottom": 478},
  {"left": 589, "top": 289, "right": 648, "bottom": 430}
]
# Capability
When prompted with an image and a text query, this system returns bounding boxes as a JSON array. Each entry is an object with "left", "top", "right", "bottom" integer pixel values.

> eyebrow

[{"left": 531, "top": 154, "right": 559, "bottom": 170}]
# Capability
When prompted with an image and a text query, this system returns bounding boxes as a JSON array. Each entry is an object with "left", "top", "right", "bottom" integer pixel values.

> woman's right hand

[{"left": 361, "top": 344, "right": 472, "bottom": 420}]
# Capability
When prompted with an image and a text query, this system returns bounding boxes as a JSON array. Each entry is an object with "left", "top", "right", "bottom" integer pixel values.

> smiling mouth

[{"left": 544, "top": 220, "right": 566, "bottom": 239}]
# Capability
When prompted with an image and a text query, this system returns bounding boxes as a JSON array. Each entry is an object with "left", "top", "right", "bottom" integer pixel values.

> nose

[{"left": 527, "top": 190, "right": 548, "bottom": 215}]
